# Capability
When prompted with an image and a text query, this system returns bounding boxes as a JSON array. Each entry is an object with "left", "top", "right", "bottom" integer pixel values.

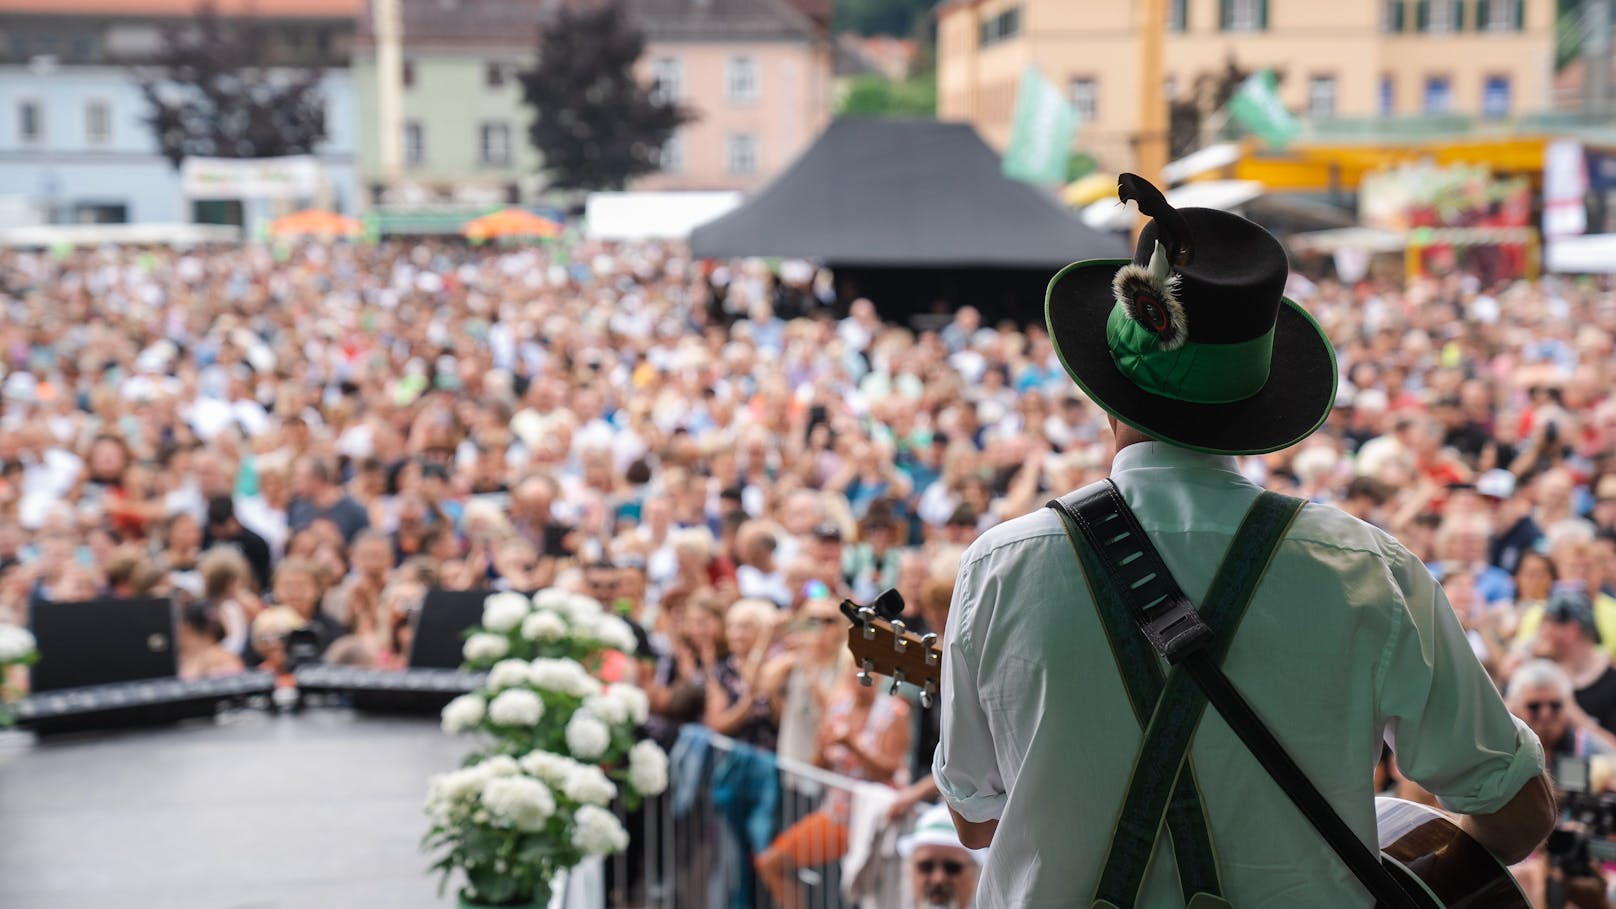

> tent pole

[{"left": 1135, "top": 0, "right": 1169, "bottom": 244}]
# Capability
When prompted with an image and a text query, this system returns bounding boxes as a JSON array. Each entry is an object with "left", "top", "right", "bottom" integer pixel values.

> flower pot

[{"left": 457, "top": 881, "right": 551, "bottom": 909}]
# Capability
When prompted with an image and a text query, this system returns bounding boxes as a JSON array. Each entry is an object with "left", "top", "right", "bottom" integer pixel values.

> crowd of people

[{"left": 2, "top": 237, "right": 1615, "bottom": 904}]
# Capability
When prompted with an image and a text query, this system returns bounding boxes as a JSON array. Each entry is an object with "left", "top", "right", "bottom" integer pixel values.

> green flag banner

[
  {"left": 1003, "top": 66, "right": 1078, "bottom": 186},
  {"left": 1228, "top": 69, "right": 1299, "bottom": 150}
]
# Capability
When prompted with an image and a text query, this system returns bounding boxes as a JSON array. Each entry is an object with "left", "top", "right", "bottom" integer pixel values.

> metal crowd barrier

[{"left": 604, "top": 727, "right": 905, "bottom": 909}]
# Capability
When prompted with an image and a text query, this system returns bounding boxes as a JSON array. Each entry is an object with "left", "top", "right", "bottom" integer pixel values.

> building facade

[
  {"left": 351, "top": 0, "right": 833, "bottom": 208},
  {"left": 0, "top": 0, "right": 361, "bottom": 226},
  {"left": 937, "top": 0, "right": 1557, "bottom": 173}
]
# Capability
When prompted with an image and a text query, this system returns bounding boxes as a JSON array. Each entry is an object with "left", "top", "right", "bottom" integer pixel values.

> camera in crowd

[{"left": 1546, "top": 756, "right": 1616, "bottom": 908}]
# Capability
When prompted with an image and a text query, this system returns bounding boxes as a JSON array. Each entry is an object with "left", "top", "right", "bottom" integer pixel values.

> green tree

[
  {"left": 135, "top": 1, "right": 327, "bottom": 168},
  {"left": 518, "top": 0, "right": 692, "bottom": 192},
  {"left": 837, "top": 73, "right": 936, "bottom": 118},
  {"left": 834, "top": 0, "right": 933, "bottom": 35}
]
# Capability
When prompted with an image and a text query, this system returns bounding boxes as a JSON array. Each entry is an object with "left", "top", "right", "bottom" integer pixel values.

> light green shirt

[{"left": 934, "top": 443, "right": 1543, "bottom": 908}]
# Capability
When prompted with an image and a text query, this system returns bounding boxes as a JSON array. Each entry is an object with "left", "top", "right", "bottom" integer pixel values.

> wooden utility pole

[{"left": 1135, "top": 0, "right": 1169, "bottom": 239}]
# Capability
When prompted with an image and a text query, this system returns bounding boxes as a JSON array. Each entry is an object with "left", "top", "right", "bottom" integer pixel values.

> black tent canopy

[{"left": 689, "top": 118, "right": 1127, "bottom": 269}]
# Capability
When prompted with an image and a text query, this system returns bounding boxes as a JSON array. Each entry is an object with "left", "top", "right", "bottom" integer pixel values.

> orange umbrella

[
  {"left": 462, "top": 208, "right": 563, "bottom": 241},
  {"left": 268, "top": 209, "right": 363, "bottom": 239}
]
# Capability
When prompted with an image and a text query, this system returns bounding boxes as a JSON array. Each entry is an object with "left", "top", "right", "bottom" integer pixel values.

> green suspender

[{"left": 1050, "top": 490, "right": 1304, "bottom": 909}]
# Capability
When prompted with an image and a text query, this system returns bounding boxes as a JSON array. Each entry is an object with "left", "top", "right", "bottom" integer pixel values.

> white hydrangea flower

[
  {"left": 520, "top": 610, "right": 568, "bottom": 643},
  {"left": 529, "top": 658, "right": 599, "bottom": 699},
  {"left": 480, "top": 755, "right": 521, "bottom": 777},
  {"left": 563, "top": 593, "right": 604, "bottom": 625},
  {"left": 531, "top": 588, "right": 573, "bottom": 613},
  {"left": 570, "top": 804, "right": 630, "bottom": 855},
  {"left": 628, "top": 740, "right": 669, "bottom": 796},
  {"left": 488, "top": 688, "right": 545, "bottom": 727},
  {"left": 606, "top": 683, "right": 650, "bottom": 726},
  {"left": 561, "top": 764, "right": 618, "bottom": 807},
  {"left": 0, "top": 625, "right": 36, "bottom": 662},
  {"left": 519, "top": 750, "right": 587, "bottom": 787},
  {"left": 463, "top": 632, "right": 510, "bottom": 663},
  {"left": 486, "top": 658, "right": 533, "bottom": 691},
  {"left": 565, "top": 712, "right": 611, "bottom": 760},
  {"left": 439, "top": 693, "right": 486, "bottom": 734},
  {"left": 588, "top": 614, "right": 638, "bottom": 653},
  {"left": 481, "top": 591, "right": 532, "bottom": 633},
  {"left": 583, "top": 693, "right": 629, "bottom": 727},
  {"left": 481, "top": 776, "right": 556, "bottom": 833}
]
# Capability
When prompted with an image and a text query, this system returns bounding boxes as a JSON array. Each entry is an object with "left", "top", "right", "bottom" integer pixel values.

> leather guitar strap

[
  {"left": 1051, "top": 483, "right": 1297, "bottom": 908},
  {"left": 1049, "top": 479, "right": 1422, "bottom": 909}
]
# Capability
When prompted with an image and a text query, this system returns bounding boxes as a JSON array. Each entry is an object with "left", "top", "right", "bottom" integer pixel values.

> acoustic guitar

[{"left": 839, "top": 591, "right": 1530, "bottom": 909}]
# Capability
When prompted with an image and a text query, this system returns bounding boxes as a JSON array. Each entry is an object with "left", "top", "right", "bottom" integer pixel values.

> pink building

[{"left": 633, "top": 0, "right": 835, "bottom": 192}]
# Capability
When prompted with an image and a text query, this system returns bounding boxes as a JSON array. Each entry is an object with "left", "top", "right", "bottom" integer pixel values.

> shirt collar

[{"left": 1110, "top": 441, "right": 1242, "bottom": 478}]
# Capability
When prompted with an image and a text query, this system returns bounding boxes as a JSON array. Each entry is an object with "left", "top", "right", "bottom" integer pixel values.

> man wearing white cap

[{"left": 899, "top": 803, "right": 981, "bottom": 909}]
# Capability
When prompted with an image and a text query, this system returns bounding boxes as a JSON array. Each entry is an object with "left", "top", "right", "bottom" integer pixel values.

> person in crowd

[
  {"left": 287, "top": 456, "right": 369, "bottom": 543},
  {"left": 645, "top": 590, "right": 728, "bottom": 747},
  {"left": 702, "top": 597, "right": 781, "bottom": 749},
  {"left": 197, "top": 545, "right": 257, "bottom": 657},
  {"left": 899, "top": 803, "right": 982, "bottom": 909},
  {"left": 760, "top": 595, "right": 849, "bottom": 767},
  {"left": 202, "top": 494, "right": 273, "bottom": 593},
  {"left": 756, "top": 671, "right": 911, "bottom": 909},
  {"left": 246, "top": 558, "right": 341, "bottom": 666},
  {"left": 175, "top": 596, "right": 245, "bottom": 681},
  {"left": 1532, "top": 590, "right": 1616, "bottom": 732}
]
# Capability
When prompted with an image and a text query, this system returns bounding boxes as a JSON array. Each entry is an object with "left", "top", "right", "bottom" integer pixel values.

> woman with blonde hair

[{"left": 703, "top": 598, "right": 782, "bottom": 748}]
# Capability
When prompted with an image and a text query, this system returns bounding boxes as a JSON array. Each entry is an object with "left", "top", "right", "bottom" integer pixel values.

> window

[
  {"left": 1169, "top": 0, "right": 1189, "bottom": 31},
  {"left": 18, "top": 100, "right": 42, "bottom": 144},
  {"left": 726, "top": 132, "right": 758, "bottom": 175},
  {"left": 1417, "top": 0, "right": 1463, "bottom": 32},
  {"left": 1483, "top": 75, "right": 1511, "bottom": 117},
  {"left": 485, "top": 61, "right": 505, "bottom": 88},
  {"left": 1379, "top": 74, "right": 1396, "bottom": 115},
  {"left": 650, "top": 57, "right": 682, "bottom": 104},
  {"left": 1480, "top": 0, "right": 1523, "bottom": 31},
  {"left": 725, "top": 55, "right": 759, "bottom": 104},
  {"left": 1308, "top": 76, "right": 1337, "bottom": 120},
  {"left": 404, "top": 120, "right": 425, "bottom": 166},
  {"left": 479, "top": 121, "right": 511, "bottom": 167},
  {"left": 979, "top": 6, "right": 1022, "bottom": 46},
  {"left": 85, "top": 99, "right": 110, "bottom": 145},
  {"left": 1069, "top": 77, "right": 1097, "bottom": 123},
  {"left": 1382, "top": 0, "right": 1405, "bottom": 31},
  {"left": 402, "top": 58, "right": 417, "bottom": 89},
  {"left": 1423, "top": 76, "right": 1453, "bottom": 113},
  {"left": 1220, "top": 0, "right": 1268, "bottom": 31},
  {"left": 659, "top": 131, "right": 683, "bottom": 173}
]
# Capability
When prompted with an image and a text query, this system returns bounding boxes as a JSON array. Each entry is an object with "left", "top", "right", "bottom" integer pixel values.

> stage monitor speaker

[
  {"left": 407, "top": 588, "right": 490, "bottom": 669},
  {"left": 28, "top": 597, "right": 177, "bottom": 692}
]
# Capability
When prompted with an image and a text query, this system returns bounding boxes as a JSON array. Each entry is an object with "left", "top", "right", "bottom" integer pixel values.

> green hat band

[{"left": 1105, "top": 304, "right": 1274, "bottom": 404}]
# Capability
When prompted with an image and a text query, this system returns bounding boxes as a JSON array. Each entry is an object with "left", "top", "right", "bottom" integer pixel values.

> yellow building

[{"left": 937, "top": 0, "right": 1558, "bottom": 175}]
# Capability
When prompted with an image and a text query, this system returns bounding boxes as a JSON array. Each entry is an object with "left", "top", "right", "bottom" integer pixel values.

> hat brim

[{"left": 1046, "top": 259, "right": 1337, "bottom": 456}]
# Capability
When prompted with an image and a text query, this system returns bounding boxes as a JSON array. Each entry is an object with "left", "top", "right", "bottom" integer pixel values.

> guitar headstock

[{"left": 839, "top": 590, "right": 941, "bottom": 707}]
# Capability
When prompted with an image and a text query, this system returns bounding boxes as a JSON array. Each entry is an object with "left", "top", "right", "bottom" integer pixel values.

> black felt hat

[{"left": 1045, "top": 174, "right": 1336, "bottom": 455}]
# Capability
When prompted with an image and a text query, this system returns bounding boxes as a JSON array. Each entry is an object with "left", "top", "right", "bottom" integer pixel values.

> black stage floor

[{"left": 0, "top": 708, "right": 469, "bottom": 909}]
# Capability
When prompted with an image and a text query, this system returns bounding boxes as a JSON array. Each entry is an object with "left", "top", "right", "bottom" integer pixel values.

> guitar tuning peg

[
  {"left": 891, "top": 619, "right": 907, "bottom": 652},
  {"left": 921, "top": 632, "right": 939, "bottom": 666},
  {"left": 920, "top": 680, "right": 936, "bottom": 709},
  {"left": 858, "top": 658, "right": 874, "bottom": 687},
  {"left": 888, "top": 668, "right": 906, "bottom": 696},
  {"left": 857, "top": 606, "right": 876, "bottom": 640}
]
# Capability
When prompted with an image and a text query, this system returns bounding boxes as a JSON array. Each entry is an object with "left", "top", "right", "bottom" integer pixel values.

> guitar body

[
  {"left": 839, "top": 593, "right": 1531, "bottom": 909},
  {"left": 1375, "top": 797, "right": 1529, "bottom": 908}
]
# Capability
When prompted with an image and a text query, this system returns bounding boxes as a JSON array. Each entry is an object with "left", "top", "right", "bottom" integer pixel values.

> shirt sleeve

[
  {"left": 1375, "top": 538, "right": 1545, "bottom": 815},
  {"left": 931, "top": 558, "right": 1008, "bottom": 823}
]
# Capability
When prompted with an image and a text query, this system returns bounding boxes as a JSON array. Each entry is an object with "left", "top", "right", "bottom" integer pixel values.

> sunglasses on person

[
  {"left": 916, "top": 859, "right": 965, "bottom": 876},
  {"left": 1525, "top": 700, "right": 1563, "bottom": 715}
]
